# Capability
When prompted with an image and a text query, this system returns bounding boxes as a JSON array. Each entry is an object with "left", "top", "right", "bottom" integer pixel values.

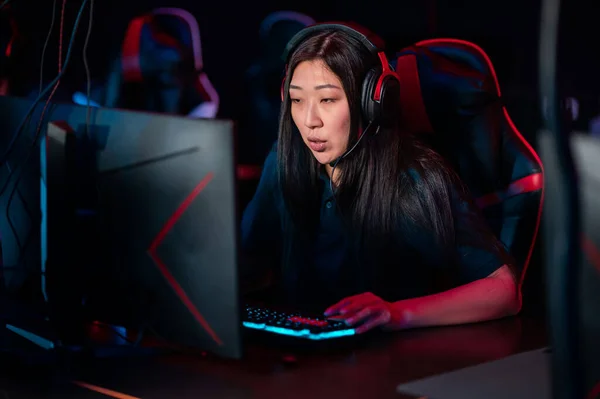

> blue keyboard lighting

[{"left": 242, "top": 305, "right": 356, "bottom": 341}]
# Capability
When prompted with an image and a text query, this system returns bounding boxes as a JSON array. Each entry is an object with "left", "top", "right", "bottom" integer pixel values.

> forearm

[{"left": 388, "top": 265, "right": 520, "bottom": 330}]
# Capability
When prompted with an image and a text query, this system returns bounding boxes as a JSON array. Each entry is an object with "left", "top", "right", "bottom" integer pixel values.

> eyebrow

[{"left": 289, "top": 84, "right": 342, "bottom": 90}]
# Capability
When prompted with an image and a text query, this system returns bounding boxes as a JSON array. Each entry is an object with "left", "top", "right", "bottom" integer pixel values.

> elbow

[
  {"left": 500, "top": 274, "right": 522, "bottom": 317},
  {"left": 504, "top": 294, "right": 522, "bottom": 317},
  {"left": 489, "top": 264, "right": 522, "bottom": 317}
]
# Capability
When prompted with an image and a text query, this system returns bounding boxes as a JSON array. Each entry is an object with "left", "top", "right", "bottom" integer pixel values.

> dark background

[
  {"left": 3, "top": 0, "right": 600, "bottom": 129},
  {"left": 1, "top": 0, "right": 599, "bottom": 315}
]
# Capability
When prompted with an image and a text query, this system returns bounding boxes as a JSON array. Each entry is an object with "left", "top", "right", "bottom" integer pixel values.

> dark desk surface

[{"left": 0, "top": 315, "right": 546, "bottom": 399}]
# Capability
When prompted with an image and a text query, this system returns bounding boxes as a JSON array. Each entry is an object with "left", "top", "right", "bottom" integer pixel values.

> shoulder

[{"left": 402, "top": 144, "right": 462, "bottom": 195}]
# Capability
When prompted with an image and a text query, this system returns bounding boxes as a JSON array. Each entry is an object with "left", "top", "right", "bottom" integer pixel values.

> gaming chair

[
  {"left": 120, "top": 8, "right": 219, "bottom": 118},
  {"left": 393, "top": 39, "right": 544, "bottom": 308},
  {"left": 74, "top": 8, "right": 219, "bottom": 119}
]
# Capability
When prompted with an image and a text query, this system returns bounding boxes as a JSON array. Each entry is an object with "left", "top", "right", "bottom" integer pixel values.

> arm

[
  {"left": 388, "top": 264, "right": 519, "bottom": 330},
  {"left": 390, "top": 170, "right": 521, "bottom": 329},
  {"left": 325, "top": 166, "right": 521, "bottom": 333}
]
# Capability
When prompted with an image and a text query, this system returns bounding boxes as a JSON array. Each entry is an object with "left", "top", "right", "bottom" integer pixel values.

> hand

[{"left": 324, "top": 292, "right": 393, "bottom": 334}]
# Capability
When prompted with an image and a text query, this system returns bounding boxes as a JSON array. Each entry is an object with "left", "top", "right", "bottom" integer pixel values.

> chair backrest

[
  {"left": 110, "top": 8, "right": 219, "bottom": 118},
  {"left": 393, "top": 39, "right": 544, "bottom": 290}
]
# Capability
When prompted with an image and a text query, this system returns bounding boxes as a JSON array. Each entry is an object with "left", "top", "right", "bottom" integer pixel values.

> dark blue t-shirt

[{"left": 241, "top": 146, "right": 509, "bottom": 312}]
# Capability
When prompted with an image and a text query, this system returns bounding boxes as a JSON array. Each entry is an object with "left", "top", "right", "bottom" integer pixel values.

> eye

[
  {"left": 291, "top": 98, "right": 301, "bottom": 104},
  {"left": 321, "top": 98, "right": 335, "bottom": 104}
]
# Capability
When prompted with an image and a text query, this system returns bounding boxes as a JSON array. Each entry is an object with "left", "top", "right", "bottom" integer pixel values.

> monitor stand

[{"left": 1, "top": 295, "right": 165, "bottom": 365}]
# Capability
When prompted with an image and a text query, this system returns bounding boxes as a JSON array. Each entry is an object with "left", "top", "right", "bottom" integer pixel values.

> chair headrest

[
  {"left": 394, "top": 39, "right": 543, "bottom": 195},
  {"left": 395, "top": 39, "right": 501, "bottom": 135},
  {"left": 122, "top": 8, "right": 203, "bottom": 83},
  {"left": 115, "top": 8, "right": 219, "bottom": 117}
]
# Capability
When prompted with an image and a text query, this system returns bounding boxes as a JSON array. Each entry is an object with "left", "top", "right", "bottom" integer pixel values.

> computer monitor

[
  {"left": 39, "top": 103, "right": 243, "bottom": 359},
  {"left": 539, "top": 131, "right": 600, "bottom": 397},
  {"left": 0, "top": 93, "right": 247, "bottom": 358}
]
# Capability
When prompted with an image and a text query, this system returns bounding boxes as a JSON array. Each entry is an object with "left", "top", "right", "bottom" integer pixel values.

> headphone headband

[
  {"left": 280, "top": 21, "right": 399, "bottom": 129},
  {"left": 281, "top": 22, "right": 384, "bottom": 63}
]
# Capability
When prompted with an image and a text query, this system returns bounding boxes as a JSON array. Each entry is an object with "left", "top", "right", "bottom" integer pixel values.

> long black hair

[{"left": 277, "top": 29, "right": 509, "bottom": 289}]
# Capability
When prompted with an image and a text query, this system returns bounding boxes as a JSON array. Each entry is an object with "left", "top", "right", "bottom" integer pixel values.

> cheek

[{"left": 331, "top": 109, "right": 351, "bottom": 143}]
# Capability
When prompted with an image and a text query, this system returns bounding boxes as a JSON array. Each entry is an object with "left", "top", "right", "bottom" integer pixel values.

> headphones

[{"left": 280, "top": 22, "right": 401, "bottom": 129}]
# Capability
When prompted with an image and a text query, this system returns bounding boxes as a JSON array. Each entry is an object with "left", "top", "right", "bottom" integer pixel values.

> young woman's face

[{"left": 289, "top": 60, "right": 351, "bottom": 166}]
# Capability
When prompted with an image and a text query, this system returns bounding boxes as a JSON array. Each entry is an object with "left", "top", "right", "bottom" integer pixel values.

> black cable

[
  {"left": 82, "top": 0, "right": 94, "bottom": 134},
  {"left": 3, "top": 0, "right": 90, "bottom": 284},
  {"left": 2, "top": 0, "right": 57, "bottom": 272},
  {"left": 539, "top": 0, "right": 583, "bottom": 398},
  {"left": 0, "top": 0, "right": 90, "bottom": 193},
  {"left": 39, "top": 0, "right": 59, "bottom": 95},
  {"left": 4, "top": 107, "right": 56, "bottom": 274},
  {"left": 1, "top": 0, "right": 61, "bottom": 280},
  {"left": 329, "top": 121, "right": 375, "bottom": 196}
]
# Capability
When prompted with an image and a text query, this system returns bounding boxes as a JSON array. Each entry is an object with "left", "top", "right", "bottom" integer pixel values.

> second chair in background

[{"left": 74, "top": 8, "right": 219, "bottom": 119}]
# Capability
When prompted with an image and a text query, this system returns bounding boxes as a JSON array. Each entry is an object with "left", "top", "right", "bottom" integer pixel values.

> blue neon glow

[
  {"left": 40, "top": 139, "right": 48, "bottom": 303},
  {"left": 242, "top": 321, "right": 355, "bottom": 340},
  {"left": 6, "top": 324, "right": 55, "bottom": 349},
  {"left": 72, "top": 92, "right": 101, "bottom": 108}
]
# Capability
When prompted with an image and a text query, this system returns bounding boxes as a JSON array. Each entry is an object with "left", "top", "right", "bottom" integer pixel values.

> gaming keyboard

[{"left": 242, "top": 304, "right": 355, "bottom": 340}]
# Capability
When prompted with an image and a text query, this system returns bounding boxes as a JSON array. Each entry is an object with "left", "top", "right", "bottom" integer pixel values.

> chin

[{"left": 310, "top": 150, "right": 338, "bottom": 165}]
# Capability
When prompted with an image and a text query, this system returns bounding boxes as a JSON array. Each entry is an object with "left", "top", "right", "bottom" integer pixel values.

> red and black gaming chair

[
  {"left": 103, "top": 8, "right": 220, "bottom": 118},
  {"left": 394, "top": 39, "right": 544, "bottom": 300},
  {"left": 115, "top": 8, "right": 259, "bottom": 181}
]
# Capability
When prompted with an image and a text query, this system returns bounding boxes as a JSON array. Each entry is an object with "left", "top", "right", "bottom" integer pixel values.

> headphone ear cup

[
  {"left": 361, "top": 67, "right": 381, "bottom": 125},
  {"left": 378, "top": 76, "right": 400, "bottom": 127}
]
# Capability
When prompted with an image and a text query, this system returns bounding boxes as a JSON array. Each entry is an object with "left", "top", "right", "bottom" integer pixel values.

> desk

[{"left": 0, "top": 315, "right": 546, "bottom": 398}]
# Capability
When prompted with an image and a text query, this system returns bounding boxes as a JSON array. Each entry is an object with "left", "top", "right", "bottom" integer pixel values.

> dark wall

[
  {"left": 6, "top": 0, "right": 600, "bottom": 133},
  {"left": 7, "top": 0, "right": 551, "bottom": 120}
]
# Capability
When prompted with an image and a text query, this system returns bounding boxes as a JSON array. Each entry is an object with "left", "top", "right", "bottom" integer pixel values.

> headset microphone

[{"left": 328, "top": 121, "right": 377, "bottom": 167}]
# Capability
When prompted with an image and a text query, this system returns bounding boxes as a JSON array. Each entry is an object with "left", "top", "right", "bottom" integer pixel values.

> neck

[{"left": 324, "top": 163, "right": 341, "bottom": 186}]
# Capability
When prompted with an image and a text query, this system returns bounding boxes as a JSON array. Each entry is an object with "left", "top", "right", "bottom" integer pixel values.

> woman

[{"left": 241, "top": 23, "right": 520, "bottom": 334}]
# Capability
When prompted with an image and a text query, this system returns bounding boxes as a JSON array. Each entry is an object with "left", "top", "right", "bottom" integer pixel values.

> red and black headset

[{"left": 279, "top": 22, "right": 401, "bottom": 133}]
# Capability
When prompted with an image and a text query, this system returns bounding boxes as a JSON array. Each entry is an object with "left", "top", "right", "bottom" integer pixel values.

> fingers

[
  {"left": 323, "top": 292, "right": 392, "bottom": 334},
  {"left": 345, "top": 307, "right": 373, "bottom": 325},
  {"left": 355, "top": 311, "right": 391, "bottom": 334},
  {"left": 324, "top": 293, "right": 377, "bottom": 316},
  {"left": 324, "top": 298, "right": 352, "bottom": 316}
]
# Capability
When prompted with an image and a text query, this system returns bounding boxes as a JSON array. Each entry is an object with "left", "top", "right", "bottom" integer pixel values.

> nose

[{"left": 303, "top": 101, "right": 323, "bottom": 130}]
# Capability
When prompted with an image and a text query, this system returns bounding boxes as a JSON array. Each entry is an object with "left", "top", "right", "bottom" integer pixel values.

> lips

[{"left": 307, "top": 138, "right": 327, "bottom": 152}]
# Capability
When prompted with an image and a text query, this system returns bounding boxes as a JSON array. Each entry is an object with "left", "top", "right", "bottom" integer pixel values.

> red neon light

[
  {"left": 410, "top": 38, "right": 545, "bottom": 293},
  {"left": 147, "top": 172, "right": 223, "bottom": 346}
]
